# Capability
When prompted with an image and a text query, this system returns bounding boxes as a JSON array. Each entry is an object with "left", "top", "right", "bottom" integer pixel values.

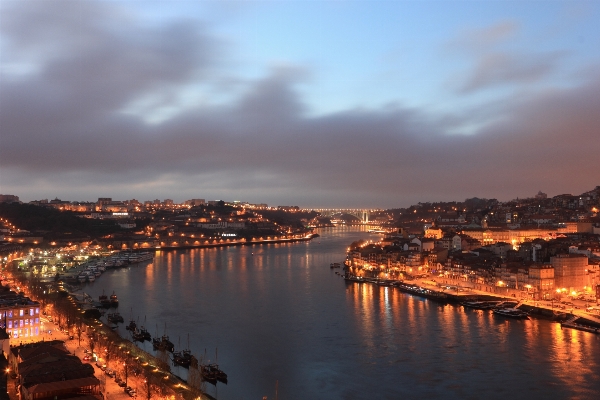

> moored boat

[
  {"left": 173, "top": 350, "right": 192, "bottom": 368},
  {"left": 140, "top": 326, "right": 151, "bottom": 341},
  {"left": 132, "top": 328, "right": 146, "bottom": 342},
  {"left": 110, "top": 291, "right": 119, "bottom": 307},
  {"left": 492, "top": 307, "right": 529, "bottom": 319},
  {"left": 99, "top": 291, "right": 111, "bottom": 308},
  {"left": 462, "top": 301, "right": 501, "bottom": 310},
  {"left": 200, "top": 364, "right": 218, "bottom": 385},
  {"left": 107, "top": 312, "right": 124, "bottom": 323},
  {"left": 126, "top": 319, "right": 137, "bottom": 331},
  {"left": 207, "top": 363, "right": 227, "bottom": 384}
]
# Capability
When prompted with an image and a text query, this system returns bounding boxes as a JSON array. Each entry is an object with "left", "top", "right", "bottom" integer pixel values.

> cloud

[
  {"left": 1, "top": 1, "right": 598, "bottom": 208},
  {"left": 446, "top": 20, "right": 567, "bottom": 93},
  {"left": 460, "top": 51, "right": 566, "bottom": 93},
  {"left": 448, "top": 20, "right": 520, "bottom": 53}
]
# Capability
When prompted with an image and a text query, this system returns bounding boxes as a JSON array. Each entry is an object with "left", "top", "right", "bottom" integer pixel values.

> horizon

[{"left": 4, "top": 183, "right": 598, "bottom": 210}]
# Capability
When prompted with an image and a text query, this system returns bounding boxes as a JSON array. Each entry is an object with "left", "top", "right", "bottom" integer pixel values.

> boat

[
  {"left": 139, "top": 317, "right": 152, "bottom": 341},
  {"left": 126, "top": 319, "right": 137, "bottom": 331},
  {"left": 207, "top": 363, "right": 227, "bottom": 384},
  {"left": 140, "top": 326, "right": 152, "bottom": 341},
  {"left": 173, "top": 350, "right": 192, "bottom": 368},
  {"left": 161, "top": 335, "right": 175, "bottom": 352},
  {"left": 462, "top": 301, "right": 501, "bottom": 310},
  {"left": 152, "top": 324, "right": 175, "bottom": 352},
  {"left": 394, "top": 282, "right": 449, "bottom": 302},
  {"left": 132, "top": 328, "right": 146, "bottom": 342},
  {"left": 173, "top": 335, "right": 193, "bottom": 368},
  {"left": 110, "top": 291, "right": 119, "bottom": 307},
  {"left": 200, "top": 364, "right": 218, "bottom": 385},
  {"left": 492, "top": 308, "right": 529, "bottom": 319},
  {"left": 87, "top": 274, "right": 96, "bottom": 282},
  {"left": 152, "top": 336, "right": 175, "bottom": 352},
  {"left": 126, "top": 309, "right": 137, "bottom": 331},
  {"left": 78, "top": 275, "right": 87, "bottom": 283},
  {"left": 99, "top": 291, "right": 111, "bottom": 308},
  {"left": 330, "top": 263, "right": 341, "bottom": 269},
  {"left": 561, "top": 320, "right": 600, "bottom": 334},
  {"left": 344, "top": 274, "right": 365, "bottom": 283},
  {"left": 107, "top": 312, "right": 124, "bottom": 323}
]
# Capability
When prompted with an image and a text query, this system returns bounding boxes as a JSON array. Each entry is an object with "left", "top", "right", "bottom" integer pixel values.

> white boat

[{"left": 78, "top": 275, "right": 87, "bottom": 283}]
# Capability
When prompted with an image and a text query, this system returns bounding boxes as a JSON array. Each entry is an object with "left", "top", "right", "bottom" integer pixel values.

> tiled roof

[{"left": 25, "top": 376, "right": 100, "bottom": 394}]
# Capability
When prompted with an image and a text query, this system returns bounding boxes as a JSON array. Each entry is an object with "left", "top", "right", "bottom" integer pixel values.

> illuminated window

[
  {"left": 8, "top": 321, "right": 12, "bottom": 329},
  {"left": 30, "top": 308, "right": 34, "bottom": 316},
  {"left": 35, "top": 318, "right": 39, "bottom": 324},
  {"left": 19, "top": 309, "right": 24, "bottom": 317},
  {"left": 8, "top": 311, "right": 12, "bottom": 318},
  {"left": 35, "top": 308, "right": 39, "bottom": 314}
]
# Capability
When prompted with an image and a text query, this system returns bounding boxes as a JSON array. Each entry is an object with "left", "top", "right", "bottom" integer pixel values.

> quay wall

[{"left": 110, "top": 236, "right": 316, "bottom": 252}]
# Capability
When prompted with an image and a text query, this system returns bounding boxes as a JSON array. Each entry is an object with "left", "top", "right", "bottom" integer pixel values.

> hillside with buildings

[{"left": 346, "top": 186, "right": 600, "bottom": 301}]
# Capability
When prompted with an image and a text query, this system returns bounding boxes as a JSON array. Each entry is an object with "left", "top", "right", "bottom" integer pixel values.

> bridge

[{"left": 308, "top": 209, "right": 379, "bottom": 223}]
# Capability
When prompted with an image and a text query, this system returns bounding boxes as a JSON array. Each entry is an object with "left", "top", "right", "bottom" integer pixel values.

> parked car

[
  {"left": 83, "top": 355, "right": 90, "bottom": 361},
  {"left": 118, "top": 381, "right": 127, "bottom": 388},
  {"left": 127, "top": 390, "right": 136, "bottom": 397},
  {"left": 105, "top": 369, "right": 115, "bottom": 378}
]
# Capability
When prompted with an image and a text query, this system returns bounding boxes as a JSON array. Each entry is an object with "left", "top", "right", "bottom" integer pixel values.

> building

[
  {"left": 528, "top": 265, "right": 555, "bottom": 299},
  {"left": 0, "top": 195, "right": 19, "bottom": 203},
  {"left": 0, "top": 288, "right": 42, "bottom": 340},
  {"left": 185, "top": 199, "right": 206, "bottom": 206},
  {"left": 550, "top": 253, "right": 589, "bottom": 291},
  {"left": 10, "top": 341, "right": 100, "bottom": 400}
]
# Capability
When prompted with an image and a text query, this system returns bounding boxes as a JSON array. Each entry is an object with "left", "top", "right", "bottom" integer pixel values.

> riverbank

[
  {"left": 152, "top": 234, "right": 317, "bottom": 250},
  {"left": 344, "top": 273, "right": 600, "bottom": 332},
  {"left": 2, "top": 267, "right": 214, "bottom": 400}
]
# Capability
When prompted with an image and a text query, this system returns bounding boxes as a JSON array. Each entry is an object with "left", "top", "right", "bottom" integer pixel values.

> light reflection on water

[{"left": 84, "top": 227, "right": 600, "bottom": 400}]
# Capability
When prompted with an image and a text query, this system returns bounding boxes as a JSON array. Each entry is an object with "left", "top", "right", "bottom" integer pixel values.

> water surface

[{"left": 85, "top": 227, "right": 600, "bottom": 399}]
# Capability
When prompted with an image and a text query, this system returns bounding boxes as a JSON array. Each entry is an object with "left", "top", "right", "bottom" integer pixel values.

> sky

[{"left": 1, "top": 0, "right": 599, "bottom": 209}]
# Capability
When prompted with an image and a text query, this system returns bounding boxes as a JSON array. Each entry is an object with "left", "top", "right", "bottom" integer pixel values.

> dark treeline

[{"left": 0, "top": 202, "right": 122, "bottom": 239}]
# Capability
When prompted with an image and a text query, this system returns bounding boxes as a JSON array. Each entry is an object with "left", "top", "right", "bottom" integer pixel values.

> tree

[
  {"left": 141, "top": 372, "right": 161, "bottom": 400},
  {"left": 76, "top": 318, "right": 83, "bottom": 347},
  {"left": 89, "top": 339, "right": 95, "bottom": 359},
  {"left": 156, "top": 348, "right": 171, "bottom": 372},
  {"left": 186, "top": 356, "right": 205, "bottom": 400}
]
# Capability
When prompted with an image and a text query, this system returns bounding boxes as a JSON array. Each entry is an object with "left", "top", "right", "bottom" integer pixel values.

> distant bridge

[{"left": 309, "top": 209, "right": 378, "bottom": 223}]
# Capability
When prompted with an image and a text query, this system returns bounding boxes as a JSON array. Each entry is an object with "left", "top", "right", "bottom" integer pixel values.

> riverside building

[{"left": 0, "top": 289, "right": 41, "bottom": 340}]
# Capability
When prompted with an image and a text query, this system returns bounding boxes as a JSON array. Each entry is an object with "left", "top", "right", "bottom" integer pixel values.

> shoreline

[
  {"left": 112, "top": 235, "right": 317, "bottom": 252},
  {"left": 343, "top": 273, "right": 600, "bottom": 332}
]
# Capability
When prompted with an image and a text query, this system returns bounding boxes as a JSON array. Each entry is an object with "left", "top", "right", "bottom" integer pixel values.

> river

[{"left": 83, "top": 226, "right": 600, "bottom": 400}]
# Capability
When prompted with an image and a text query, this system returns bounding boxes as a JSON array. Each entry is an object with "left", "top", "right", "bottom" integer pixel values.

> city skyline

[{"left": 1, "top": 0, "right": 599, "bottom": 208}]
